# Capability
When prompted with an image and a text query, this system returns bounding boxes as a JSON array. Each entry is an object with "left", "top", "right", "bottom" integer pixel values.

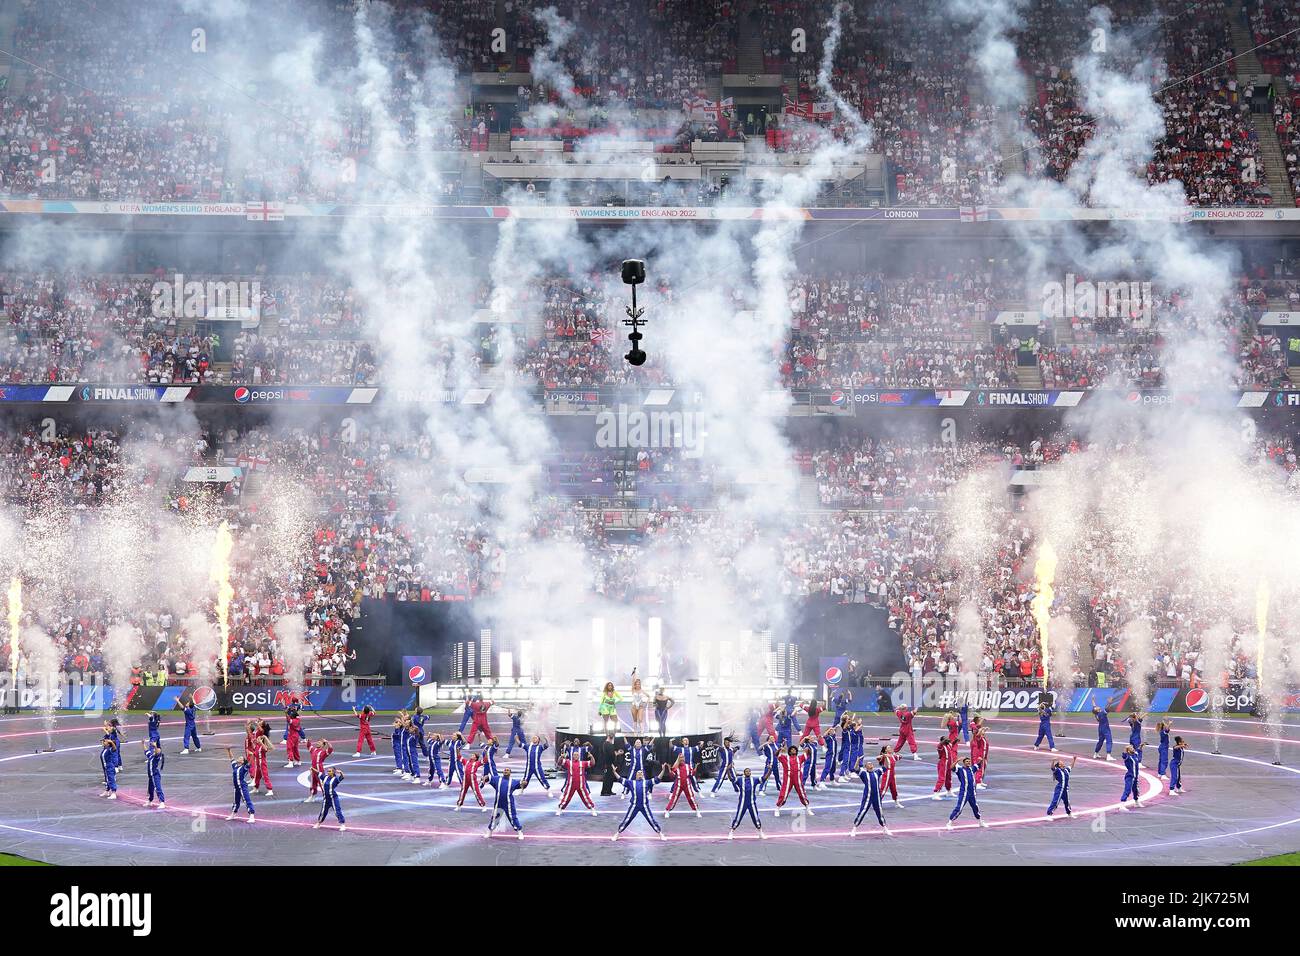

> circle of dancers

[{"left": 92, "top": 693, "right": 1188, "bottom": 838}]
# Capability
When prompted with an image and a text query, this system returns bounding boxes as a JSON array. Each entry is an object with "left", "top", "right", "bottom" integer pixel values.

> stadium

[{"left": 0, "top": 0, "right": 1296, "bottom": 906}]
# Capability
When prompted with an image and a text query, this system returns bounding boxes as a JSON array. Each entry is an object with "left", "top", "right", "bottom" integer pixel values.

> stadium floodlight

[{"left": 621, "top": 259, "right": 648, "bottom": 367}]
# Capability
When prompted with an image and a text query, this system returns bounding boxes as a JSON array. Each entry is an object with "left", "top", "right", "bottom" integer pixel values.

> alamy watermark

[
  {"left": 595, "top": 404, "right": 704, "bottom": 459},
  {"left": 150, "top": 273, "right": 261, "bottom": 320},
  {"left": 1041, "top": 273, "right": 1153, "bottom": 324}
]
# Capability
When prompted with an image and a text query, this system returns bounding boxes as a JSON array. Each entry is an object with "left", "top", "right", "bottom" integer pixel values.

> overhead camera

[{"left": 621, "top": 259, "right": 648, "bottom": 366}]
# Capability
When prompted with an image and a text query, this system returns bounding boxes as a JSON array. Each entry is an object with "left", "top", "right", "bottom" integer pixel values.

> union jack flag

[{"left": 591, "top": 326, "right": 612, "bottom": 345}]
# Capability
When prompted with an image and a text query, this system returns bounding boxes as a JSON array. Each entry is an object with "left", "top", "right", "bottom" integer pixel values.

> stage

[{"left": 2, "top": 710, "right": 1298, "bottom": 866}]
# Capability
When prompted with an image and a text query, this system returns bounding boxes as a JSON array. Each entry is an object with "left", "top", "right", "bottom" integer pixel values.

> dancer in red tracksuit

[
  {"left": 895, "top": 706, "right": 919, "bottom": 758},
  {"left": 456, "top": 751, "right": 486, "bottom": 809},
  {"left": 305, "top": 739, "right": 333, "bottom": 802},
  {"left": 352, "top": 705, "right": 376, "bottom": 756},
  {"left": 774, "top": 745, "right": 811, "bottom": 815},
  {"left": 252, "top": 727, "right": 274, "bottom": 795},
  {"left": 664, "top": 755, "right": 700, "bottom": 815},
  {"left": 942, "top": 711, "right": 961, "bottom": 745},
  {"left": 878, "top": 745, "right": 901, "bottom": 806},
  {"left": 798, "top": 701, "right": 825, "bottom": 743},
  {"left": 931, "top": 736, "right": 956, "bottom": 797},
  {"left": 466, "top": 699, "right": 496, "bottom": 745},
  {"left": 557, "top": 752, "right": 597, "bottom": 814},
  {"left": 758, "top": 703, "right": 777, "bottom": 743},
  {"left": 285, "top": 714, "right": 306, "bottom": 767},
  {"left": 970, "top": 722, "right": 990, "bottom": 787}
]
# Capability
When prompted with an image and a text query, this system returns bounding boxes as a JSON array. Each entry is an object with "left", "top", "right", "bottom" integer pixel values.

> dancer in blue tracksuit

[
  {"left": 850, "top": 761, "right": 889, "bottom": 835},
  {"left": 223, "top": 746, "right": 255, "bottom": 822},
  {"left": 479, "top": 737, "right": 500, "bottom": 783},
  {"left": 1032, "top": 699, "right": 1057, "bottom": 751},
  {"left": 759, "top": 736, "right": 781, "bottom": 793},
  {"left": 145, "top": 740, "right": 166, "bottom": 808},
  {"left": 1092, "top": 704, "right": 1113, "bottom": 759},
  {"left": 391, "top": 719, "right": 406, "bottom": 775},
  {"left": 613, "top": 771, "right": 664, "bottom": 840},
  {"left": 846, "top": 720, "right": 865, "bottom": 775},
  {"left": 179, "top": 698, "right": 202, "bottom": 753},
  {"left": 837, "top": 718, "right": 855, "bottom": 778},
  {"left": 458, "top": 695, "right": 475, "bottom": 733},
  {"left": 98, "top": 735, "right": 118, "bottom": 798},
  {"left": 1126, "top": 712, "right": 1146, "bottom": 764},
  {"left": 745, "top": 708, "right": 762, "bottom": 753},
  {"left": 775, "top": 708, "right": 795, "bottom": 748},
  {"left": 485, "top": 768, "right": 527, "bottom": 838},
  {"left": 1168, "top": 737, "right": 1187, "bottom": 795},
  {"left": 426, "top": 733, "right": 446, "bottom": 787},
  {"left": 105, "top": 719, "right": 125, "bottom": 769},
  {"left": 1120, "top": 744, "right": 1142, "bottom": 807},
  {"left": 728, "top": 767, "right": 765, "bottom": 838},
  {"left": 314, "top": 766, "right": 346, "bottom": 831},
  {"left": 624, "top": 738, "right": 649, "bottom": 780},
  {"left": 1046, "top": 754, "right": 1077, "bottom": 817},
  {"left": 1156, "top": 720, "right": 1172, "bottom": 777},
  {"left": 801, "top": 735, "right": 821, "bottom": 789},
  {"left": 411, "top": 708, "right": 428, "bottom": 756},
  {"left": 505, "top": 710, "right": 527, "bottom": 756},
  {"left": 145, "top": 711, "right": 162, "bottom": 750},
  {"left": 958, "top": 702, "right": 971, "bottom": 743},
  {"left": 946, "top": 757, "right": 988, "bottom": 828},
  {"left": 402, "top": 720, "right": 422, "bottom": 783},
  {"left": 445, "top": 733, "right": 465, "bottom": 786},
  {"left": 832, "top": 689, "right": 853, "bottom": 725},
  {"left": 782, "top": 693, "right": 802, "bottom": 733},
  {"left": 710, "top": 738, "right": 738, "bottom": 795},
  {"left": 819, "top": 729, "right": 840, "bottom": 786},
  {"left": 523, "top": 735, "right": 552, "bottom": 794}
]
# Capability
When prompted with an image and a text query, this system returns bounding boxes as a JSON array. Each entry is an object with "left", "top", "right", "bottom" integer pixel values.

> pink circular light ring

[{"left": 111, "top": 746, "right": 1163, "bottom": 842}]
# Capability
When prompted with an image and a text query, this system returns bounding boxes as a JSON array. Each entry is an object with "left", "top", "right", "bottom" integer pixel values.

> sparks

[
  {"left": 1032, "top": 542, "right": 1057, "bottom": 689},
  {"left": 210, "top": 521, "right": 234, "bottom": 688}
]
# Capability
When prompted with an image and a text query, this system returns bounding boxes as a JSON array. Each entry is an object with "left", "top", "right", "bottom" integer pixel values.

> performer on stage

[
  {"left": 758, "top": 701, "right": 777, "bottom": 743},
  {"left": 625, "top": 737, "right": 650, "bottom": 782},
  {"left": 403, "top": 718, "right": 423, "bottom": 784},
  {"left": 672, "top": 737, "right": 700, "bottom": 791},
  {"left": 478, "top": 736, "right": 500, "bottom": 784},
  {"left": 223, "top": 746, "right": 255, "bottom": 823},
  {"left": 98, "top": 734, "right": 118, "bottom": 799},
  {"left": 958, "top": 702, "right": 971, "bottom": 744},
  {"left": 597, "top": 682, "right": 622, "bottom": 736},
  {"left": 831, "top": 688, "right": 853, "bottom": 725},
  {"left": 505, "top": 709, "right": 527, "bottom": 756},
  {"left": 178, "top": 697, "right": 201, "bottom": 753},
  {"left": 1047, "top": 754, "right": 1077, "bottom": 817},
  {"left": 145, "top": 739, "right": 166, "bottom": 808},
  {"left": 612, "top": 770, "right": 664, "bottom": 840},
  {"left": 1120, "top": 744, "right": 1142, "bottom": 807},
  {"left": 942, "top": 710, "right": 961, "bottom": 746},
  {"left": 653, "top": 687, "right": 674, "bottom": 738},
  {"left": 313, "top": 766, "right": 346, "bottom": 831},
  {"left": 523, "top": 735, "right": 552, "bottom": 795},
  {"left": 305, "top": 738, "right": 333, "bottom": 802},
  {"left": 728, "top": 767, "right": 765, "bottom": 839},
  {"left": 1092, "top": 704, "right": 1114, "bottom": 760},
  {"left": 105, "top": 719, "right": 125, "bottom": 770},
  {"left": 774, "top": 706, "right": 795, "bottom": 748},
  {"left": 466, "top": 696, "right": 496, "bottom": 745},
  {"left": 485, "top": 767, "right": 528, "bottom": 839},
  {"left": 773, "top": 744, "right": 811, "bottom": 816},
  {"left": 1126, "top": 712, "right": 1147, "bottom": 764},
  {"left": 745, "top": 705, "right": 762, "bottom": 753},
  {"left": 710, "top": 737, "right": 738, "bottom": 796},
  {"left": 782, "top": 691, "right": 803, "bottom": 733},
  {"left": 445, "top": 733, "right": 465, "bottom": 787},
  {"left": 970, "top": 720, "right": 990, "bottom": 789},
  {"left": 1168, "top": 736, "right": 1187, "bottom": 795},
  {"left": 351, "top": 704, "right": 376, "bottom": 756},
  {"left": 629, "top": 676, "right": 649, "bottom": 735},
  {"left": 850, "top": 760, "right": 889, "bottom": 836},
  {"left": 818, "top": 727, "right": 840, "bottom": 787},
  {"left": 946, "top": 757, "right": 988, "bottom": 828},
  {"left": 1033, "top": 699, "right": 1058, "bottom": 751},
  {"left": 426, "top": 733, "right": 446, "bottom": 787},
  {"left": 251, "top": 723, "right": 274, "bottom": 796},
  {"left": 759, "top": 734, "right": 782, "bottom": 793},
  {"left": 284, "top": 710, "right": 307, "bottom": 768},
  {"left": 878, "top": 746, "right": 902, "bottom": 807},
  {"left": 455, "top": 748, "right": 487, "bottom": 810},
  {"left": 664, "top": 754, "right": 701, "bottom": 817},
  {"left": 894, "top": 704, "right": 920, "bottom": 759},
  {"left": 391, "top": 717, "right": 407, "bottom": 778},
  {"left": 801, "top": 735, "right": 822, "bottom": 789},
  {"left": 799, "top": 700, "right": 825, "bottom": 744},
  {"left": 931, "top": 735, "right": 956, "bottom": 798},
  {"left": 1156, "top": 720, "right": 1173, "bottom": 778},
  {"left": 145, "top": 711, "right": 162, "bottom": 751},
  {"left": 556, "top": 748, "right": 597, "bottom": 816}
]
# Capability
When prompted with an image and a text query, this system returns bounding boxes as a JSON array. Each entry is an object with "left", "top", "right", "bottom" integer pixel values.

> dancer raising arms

[
  {"left": 946, "top": 756, "right": 988, "bottom": 829},
  {"left": 223, "top": 746, "right": 255, "bottom": 823},
  {"left": 1156, "top": 720, "right": 1173, "bottom": 778},
  {"left": 522, "top": 734, "right": 552, "bottom": 795},
  {"left": 305, "top": 738, "right": 333, "bottom": 803},
  {"left": 1046, "top": 754, "right": 1077, "bottom": 817},
  {"left": 1092, "top": 704, "right": 1114, "bottom": 760},
  {"left": 351, "top": 704, "right": 376, "bottom": 757},
  {"left": 773, "top": 744, "right": 811, "bottom": 817},
  {"left": 612, "top": 770, "right": 664, "bottom": 841},
  {"left": 313, "top": 766, "right": 346, "bottom": 832},
  {"left": 1168, "top": 737, "right": 1187, "bottom": 795},
  {"left": 556, "top": 746, "right": 598, "bottom": 816},
  {"left": 710, "top": 737, "right": 738, "bottom": 797},
  {"left": 728, "top": 767, "right": 766, "bottom": 839},
  {"left": 664, "top": 754, "right": 701, "bottom": 818},
  {"left": 485, "top": 767, "right": 528, "bottom": 839},
  {"left": 970, "top": 719, "right": 990, "bottom": 790},
  {"left": 1033, "top": 698, "right": 1058, "bottom": 752},
  {"left": 894, "top": 704, "right": 920, "bottom": 759},
  {"left": 597, "top": 682, "right": 622, "bottom": 736},
  {"left": 850, "top": 758, "right": 890, "bottom": 836}
]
